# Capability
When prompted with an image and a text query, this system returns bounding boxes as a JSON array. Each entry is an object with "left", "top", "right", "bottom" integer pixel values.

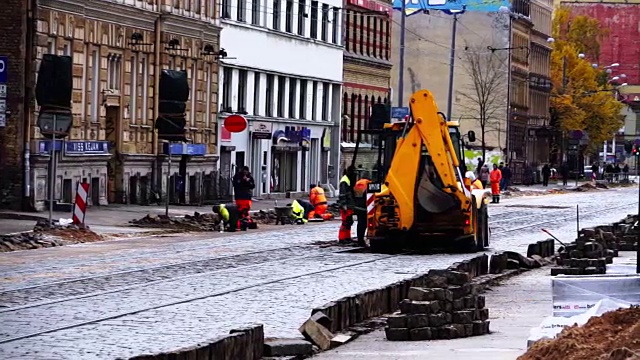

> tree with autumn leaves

[{"left": 550, "top": 7, "right": 624, "bottom": 153}]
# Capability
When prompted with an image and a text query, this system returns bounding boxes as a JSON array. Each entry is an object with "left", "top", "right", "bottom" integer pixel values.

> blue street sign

[
  {"left": 65, "top": 141, "right": 110, "bottom": 155},
  {"left": 391, "top": 107, "right": 410, "bottom": 119},
  {"left": 164, "top": 143, "right": 207, "bottom": 156},
  {"left": 0, "top": 56, "right": 7, "bottom": 83},
  {"left": 35, "top": 140, "right": 63, "bottom": 154},
  {"left": 392, "top": 0, "right": 509, "bottom": 13}
]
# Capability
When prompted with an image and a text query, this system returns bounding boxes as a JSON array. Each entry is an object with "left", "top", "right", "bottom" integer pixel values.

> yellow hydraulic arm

[{"left": 384, "top": 90, "right": 469, "bottom": 230}]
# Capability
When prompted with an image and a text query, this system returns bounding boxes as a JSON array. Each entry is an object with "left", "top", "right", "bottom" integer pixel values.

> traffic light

[
  {"left": 624, "top": 141, "right": 633, "bottom": 154},
  {"left": 155, "top": 69, "right": 189, "bottom": 142},
  {"left": 633, "top": 144, "right": 639, "bottom": 156}
]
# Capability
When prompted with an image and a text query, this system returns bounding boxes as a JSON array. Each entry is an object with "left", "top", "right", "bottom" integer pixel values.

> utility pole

[
  {"left": 445, "top": 13, "right": 458, "bottom": 122},
  {"left": 397, "top": 0, "right": 407, "bottom": 107}
]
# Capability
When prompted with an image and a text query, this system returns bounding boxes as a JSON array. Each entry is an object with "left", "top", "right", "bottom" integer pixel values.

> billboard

[{"left": 392, "top": 0, "right": 510, "bottom": 15}]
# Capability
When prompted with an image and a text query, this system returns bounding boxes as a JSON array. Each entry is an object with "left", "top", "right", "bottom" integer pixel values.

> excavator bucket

[{"left": 416, "top": 164, "right": 456, "bottom": 213}]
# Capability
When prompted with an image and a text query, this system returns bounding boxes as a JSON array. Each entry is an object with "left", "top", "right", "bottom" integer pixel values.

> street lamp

[{"left": 444, "top": 6, "right": 466, "bottom": 123}]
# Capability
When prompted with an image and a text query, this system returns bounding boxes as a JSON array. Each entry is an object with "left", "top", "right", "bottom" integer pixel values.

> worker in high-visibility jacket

[
  {"left": 465, "top": 171, "right": 484, "bottom": 190},
  {"left": 308, "top": 184, "right": 333, "bottom": 220},
  {"left": 353, "top": 176, "right": 371, "bottom": 246},
  {"left": 290, "top": 199, "right": 309, "bottom": 224},
  {"left": 489, "top": 163, "right": 502, "bottom": 203},
  {"left": 338, "top": 166, "right": 356, "bottom": 242},
  {"left": 212, "top": 203, "right": 240, "bottom": 232}
]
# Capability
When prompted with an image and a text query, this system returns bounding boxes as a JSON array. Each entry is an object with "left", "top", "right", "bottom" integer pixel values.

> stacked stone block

[
  {"left": 385, "top": 270, "right": 490, "bottom": 341},
  {"left": 607, "top": 214, "right": 639, "bottom": 251}
]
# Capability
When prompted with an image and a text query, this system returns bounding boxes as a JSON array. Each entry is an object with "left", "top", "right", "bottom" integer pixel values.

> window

[
  {"left": 359, "top": 14, "right": 364, "bottom": 54},
  {"left": 384, "top": 19, "right": 390, "bottom": 60},
  {"left": 141, "top": 56, "right": 148, "bottom": 124},
  {"left": 344, "top": 11, "right": 350, "bottom": 51},
  {"left": 238, "top": 0, "right": 246, "bottom": 21},
  {"left": 252, "top": 0, "right": 260, "bottom": 25},
  {"left": 47, "top": 38, "right": 56, "bottom": 54},
  {"left": 310, "top": 1, "right": 318, "bottom": 39},
  {"left": 372, "top": 18, "right": 378, "bottom": 58},
  {"left": 277, "top": 76, "right": 286, "bottom": 117},
  {"left": 130, "top": 55, "right": 138, "bottom": 124},
  {"left": 266, "top": 74, "right": 274, "bottom": 116},
  {"left": 273, "top": 0, "right": 281, "bottom": 30},
  {"left": 253, "top": 72, "right": 261, "bottom": 115},
  {"left": 311, "top": 81, "right": 318, "bottom": 120},
  {"left": 62, "top": 41, "right": 71, "bottom": 56},
  {"left": 297, "top": 0, "right": 306, "bottom": 36},
  {"left": 237, "top": 69, "right": 248, "bottom": 113},
  {"left": 107, "top": 54, "right": 121, "bottom": 91},
  {"left": 299, "top": 79, "right": 307, "bottom": 119},
  {"left": 321, "top": 82, "right": 330, "bottom": 120},
  {"left": 222, "top": 67, "right": 233, "bottom": 111},
  {"left": 222, "top": 0, "right": 231, "bottom": 18},
  {"left": 190, "top": 62, "right": 197, "bottom": 126},
  {"left": 91, "top": 49, "right": 99, "bottom": 122},
  {"left": 365, "top": 16, "right": 370, "bottom": 56},
  {"left": 288, "top": 78, "right": 297, "bottom": 118},
  {"left": 285, "top": 0, "right": 293, "bottom": 33},
  {"left": 321, "top": 4, "right": 329, "bottom": 41},
  {"left": 331, "top": 7, "right": 339, "bottom": 44},
  {"left": 205, "top": 64, "right": 211, "bottom": 127}
]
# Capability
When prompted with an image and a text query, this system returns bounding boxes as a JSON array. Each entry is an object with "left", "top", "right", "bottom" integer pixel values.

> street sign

[
  {"left": 391, "top": 107, "right": 409, "bottom": 119},
  {"left": 65, "top": 141, "right": 110, "bottom": 155},
  {"left": 0, "top": 56, "right": 7, "bottom": 83}
]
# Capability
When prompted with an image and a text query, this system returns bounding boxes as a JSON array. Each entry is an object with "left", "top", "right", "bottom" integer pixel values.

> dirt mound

[
  {"left": 0, "top": 220, "right": 104, "bottom": 252},
  {"left": 518, "top": 306, "right": 640, "bottom": 360},
  {"left": 130, "top": 212, "right": 222, "bottom": 231}
]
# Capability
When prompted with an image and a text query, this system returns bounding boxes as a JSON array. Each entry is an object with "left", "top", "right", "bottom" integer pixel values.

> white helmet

[{"left": 465, "top": 171, "right": 476, "bottom": 181}]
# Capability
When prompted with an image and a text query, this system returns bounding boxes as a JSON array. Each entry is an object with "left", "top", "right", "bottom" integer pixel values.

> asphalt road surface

[{"left": 0, "top": 187, "right": 636, "bottom": 359}]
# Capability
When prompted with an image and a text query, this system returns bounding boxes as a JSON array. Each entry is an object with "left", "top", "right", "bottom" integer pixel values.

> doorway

[
  {"left": 220, "top": 150, "right": 232, "bottom": 198},
  {"left": 91, "top": 177, "right": 100, "bottom": 206}
]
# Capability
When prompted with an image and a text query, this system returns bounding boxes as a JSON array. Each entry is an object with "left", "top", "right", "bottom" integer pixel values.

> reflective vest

[
  {"left": 471, "top": 179, "right": 483, "bottom": 190},
  {"left": 339, "top": 175, "right": 353, "bottom": 206},
  {"left": 310, "top": 186, "right": 327, "bottom": 206},
  {"left": 354, "top": 179, "right": 370, "bottom": 198},
  {"left": 218, "top": 204, "right": 230, "bottom": 222},
  {"left": 340, "top": 175, "right": 351, "bottom": 186},
  {"left": 291, "top": 200, "right": 308, "bottom": 223}
]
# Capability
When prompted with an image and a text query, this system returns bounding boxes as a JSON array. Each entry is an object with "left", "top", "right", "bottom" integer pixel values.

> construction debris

[
  {"left": 129, "top": 212, "right": 222, "bottom": 231},
  {"left": 0, "top": 219, "right": 103, "bottom": 252},
  {"left": 518, "top": 306, "right": 640, "bottom": 360}
]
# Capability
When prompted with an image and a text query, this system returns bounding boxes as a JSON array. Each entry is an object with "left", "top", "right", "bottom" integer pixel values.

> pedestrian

[
  {"left": 338, "top": 166, "right": 356, "bottom": 243},
  {"left": 498, "top": 162, "right": 505, "bottom": 190},
  {"left": 524, "top": 163, "right": 534, "bottom": 186},
  {"left": 475, "top": 157, "right": 484, "bottom": 177},
  {"left": 490, "top": 164, "right": 502, "bottom": 203},
  {"left": 233, "top": 166, "right": 255, "bottom": 221},
  {"left": 479, "top": 164, "right": 490, "bottom": 188},
  {"left": 591, "top": 163, "right": 599, "bottom": 181},
  {"left": 212, "top": 203, "right": 240, "bottom": 232},
  {"left": 501, "top": 163, "right": 512, "bottom": 190},
  {"left": 309, "top": 184, "right": 332, "bottom": 220},
  {"left": 560, "top": 162, "right": 569, "bottom": 186},
  {"left": 541, "top": 164, "right": 551, "bottom": 187},
  {"left": 353, "top": 175, "right": 371, "bottom": 247}
]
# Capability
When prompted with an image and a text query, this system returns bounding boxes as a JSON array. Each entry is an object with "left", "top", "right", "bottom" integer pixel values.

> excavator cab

[{"left": 362, "top": 90, "right": 490, "bottom": 253}]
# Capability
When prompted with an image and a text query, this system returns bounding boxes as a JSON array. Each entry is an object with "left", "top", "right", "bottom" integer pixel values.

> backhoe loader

[{"left": 364, "top": 89, "right": 491, "bottom": 253}]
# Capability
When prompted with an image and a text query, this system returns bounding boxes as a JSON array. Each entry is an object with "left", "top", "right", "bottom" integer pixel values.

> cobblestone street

[{"left": 0, "top": 187, "right": 636, "bottom": 359}]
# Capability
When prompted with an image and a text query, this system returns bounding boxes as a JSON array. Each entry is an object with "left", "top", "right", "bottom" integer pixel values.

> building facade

[
  {"left": 340, "top": 0, "right": 392, "bottom": 174},
  {"left": 21, "top": 0, "right": 222, "bottom": 210},
  {"left": 217, "top": 0, "right": 344, "bottom": 198}
]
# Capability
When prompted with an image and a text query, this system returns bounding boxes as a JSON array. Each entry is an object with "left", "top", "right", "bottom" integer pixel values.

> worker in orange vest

[
  {"left": 338, "top": 166, "right": 356, "bottom": 243},
  {"left": 490, "top": 163, "right": 502, "bottom": 203},
  {"left": 465, "top": 171, "right": 484, "bottom": 190},
  {"left": 353, "top": 176, "right": 371, "bottom": 246},
  {"left": 308, "top": 184, "right": 332, "bottom": 220}
]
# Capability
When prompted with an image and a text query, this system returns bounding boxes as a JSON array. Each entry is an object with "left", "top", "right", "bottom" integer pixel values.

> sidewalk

[
  {"left": 314, "top": 252, "right": 637, "bottom": 360},
  {"left": 0, "top": 198, "right": 336, "bottom": 235}
]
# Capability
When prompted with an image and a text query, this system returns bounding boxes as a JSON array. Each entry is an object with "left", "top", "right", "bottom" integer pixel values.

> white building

[{"left": 217, "top": 0, "right": 344, "bottom": 199}]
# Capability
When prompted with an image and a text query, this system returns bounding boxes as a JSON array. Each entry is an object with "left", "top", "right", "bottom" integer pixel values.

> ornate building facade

[
  {"left": 340, "top": 0, "right": 392, "bottom": 174},
  {"left": 25, "top": 0, "right": 221, "bottom": 210}
]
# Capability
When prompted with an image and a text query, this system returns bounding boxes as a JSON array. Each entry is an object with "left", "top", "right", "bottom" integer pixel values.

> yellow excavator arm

[{"left": 385, "top": 90, "right": 470, "bottom": 231}]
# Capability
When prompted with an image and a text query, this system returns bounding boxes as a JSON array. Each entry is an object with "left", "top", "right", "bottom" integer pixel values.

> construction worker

[
  {"left": 290, "top": 199, "right": 309, "bottom": 224},
  {"left": 233, "top": 166, "right": 255, "bottom": 222},
  {"left": 338, "top": 166, "right": 356, "bottom": 243},
  {"left": 212, "top": 203, "right": 240, "bottom": 232},
  {"left": 353, "top": 176, "right": 371, "bottom": 246},
  {"left": 465, "top": 171, "right": 484, "bottom": 190},
  {"left": 309, "top": 184, "right": 329, "bottom": 220},
  {"left": 490, "top": 163, "right": 502, "bottom": 203}
]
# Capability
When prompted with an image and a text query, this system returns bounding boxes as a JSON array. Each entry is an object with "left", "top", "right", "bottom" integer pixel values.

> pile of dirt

[
  {"left": 518, "top": 306, "right": 640, "bottom": 360},
  {"left": 130, "top": 212, "right": 222, "bottom": 231},
  {"left": 502, "top": 187, "right": 559, "bottom": 197},
  {"left": 571, "top": 182, "right": 608, "bottom": 192},
  {"left": 0, "top": 220, "right": 104, "bottom": 252}
]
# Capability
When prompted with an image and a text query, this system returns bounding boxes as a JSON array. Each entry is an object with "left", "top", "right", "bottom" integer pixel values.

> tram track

[{"left": 0, "top": 199, "right": 635, "bottom": 347}]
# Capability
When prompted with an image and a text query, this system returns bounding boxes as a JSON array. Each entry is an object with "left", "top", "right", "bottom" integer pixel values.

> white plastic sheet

[
  {"left": 552, "top": 274, "right": 640, "bottom": 317},
  {"left": 527, "top": 298, "right": 631, "bottom": 346}
]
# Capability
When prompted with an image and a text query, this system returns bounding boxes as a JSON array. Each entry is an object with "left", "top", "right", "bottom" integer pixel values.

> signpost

[{"left": 0, "top": 56, "right": 7, "bottom": 128}]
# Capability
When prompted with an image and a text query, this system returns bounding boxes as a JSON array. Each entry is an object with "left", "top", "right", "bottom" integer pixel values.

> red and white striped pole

[{"left": 72, "top": 182, "right": 90, "bottom": 225}]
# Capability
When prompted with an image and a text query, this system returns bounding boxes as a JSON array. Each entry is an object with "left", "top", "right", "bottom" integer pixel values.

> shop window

[
  {"left": 310, "top": 1, "right": 318, "bottom": 39},
  {"left": 273, "top": 0, "right": 281, "bottom": 30}
]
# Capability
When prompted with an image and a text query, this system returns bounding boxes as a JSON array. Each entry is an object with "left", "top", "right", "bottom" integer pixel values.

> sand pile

[{"left": 519, "top": 306, "right": 640, "bottom": 360}]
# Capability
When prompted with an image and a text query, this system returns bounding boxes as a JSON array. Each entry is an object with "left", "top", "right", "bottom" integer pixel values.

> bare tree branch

[{"left": 459, "top": 43, "right": 508, "bottom": 162}]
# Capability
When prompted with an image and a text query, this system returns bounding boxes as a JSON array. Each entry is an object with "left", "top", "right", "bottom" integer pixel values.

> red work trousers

[
  {"left": 490, "top": 182, "right": 500, "bottom": 196},
  {"left": 338, "top": 208, "right": 354, "bottom": 242},
  {"left": 235, "top": 199, "right": 252, "bottom": 218}
]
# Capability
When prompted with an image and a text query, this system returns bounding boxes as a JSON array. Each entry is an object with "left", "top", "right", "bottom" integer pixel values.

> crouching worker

[
  {"left": 290, "top": 199, "right": 313, "bottom": 224},
  {"left": 465, "top": 171, "right": 484, "bottom": 190},
  {"left": 212, "top": 203, "right": 239, "bottom": 232},
  {"left": 309, "top": 184, "right": 334, "bottom": 220}
]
